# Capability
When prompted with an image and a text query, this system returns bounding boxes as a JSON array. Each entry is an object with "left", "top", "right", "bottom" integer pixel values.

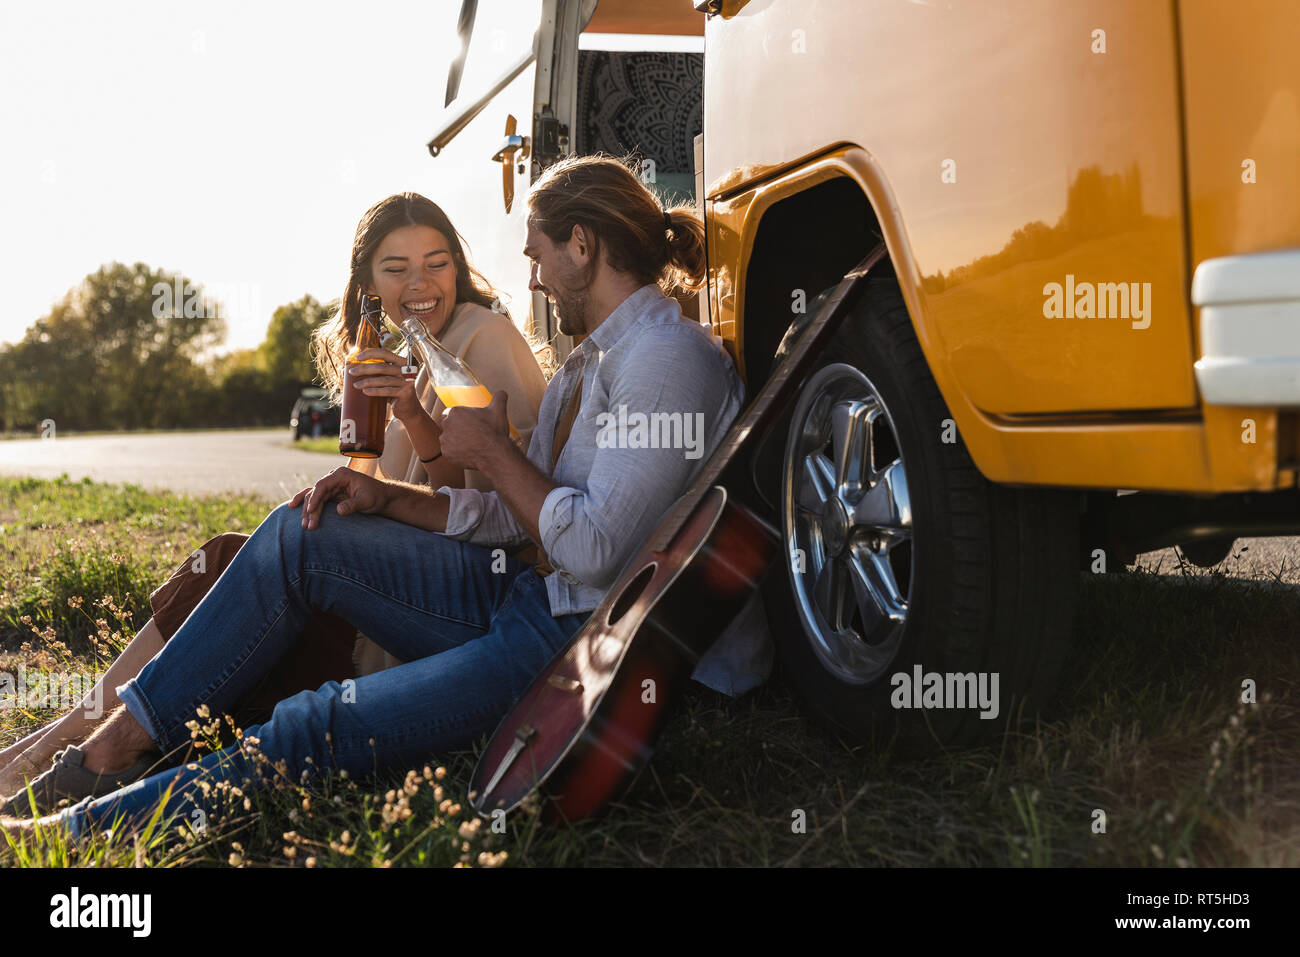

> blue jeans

[{"left": 59, "top": 501, "right": 589, "bottom": 840}]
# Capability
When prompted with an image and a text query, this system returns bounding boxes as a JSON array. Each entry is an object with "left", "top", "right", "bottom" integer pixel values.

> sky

[{"left": 0, "top": 0, "right": 464, "bottom": 354}]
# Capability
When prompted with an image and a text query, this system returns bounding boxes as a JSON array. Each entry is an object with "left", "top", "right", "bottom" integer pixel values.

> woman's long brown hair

[{"left": 311, "top": 193, "right": 506, "bottom": 399}]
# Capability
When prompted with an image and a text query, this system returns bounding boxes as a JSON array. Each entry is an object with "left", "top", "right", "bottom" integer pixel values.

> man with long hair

[{"left": 1, "top": 154, "right": 754, "bottom": 840}]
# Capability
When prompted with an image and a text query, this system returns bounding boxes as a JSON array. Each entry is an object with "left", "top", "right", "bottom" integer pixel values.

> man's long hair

[{"left": 525, "top": 152, "right": 707, "bottom": 294}]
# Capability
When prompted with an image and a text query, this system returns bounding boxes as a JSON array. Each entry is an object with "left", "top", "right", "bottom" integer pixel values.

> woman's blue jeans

[{"left": 59, "top": 500, "right": 589, "bottom": 840}]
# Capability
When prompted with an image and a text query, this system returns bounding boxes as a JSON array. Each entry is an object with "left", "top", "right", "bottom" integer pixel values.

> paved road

[
  {"left": 1, "top": 429, "right": 1297, "bottom": 584},
  {"left": 0, "top": 430, "right": 335, "bottom": 503}
]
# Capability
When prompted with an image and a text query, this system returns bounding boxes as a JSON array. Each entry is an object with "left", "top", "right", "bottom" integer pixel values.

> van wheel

[{"left": 761, "top": 276, "right": 1080, "bottom": 752}]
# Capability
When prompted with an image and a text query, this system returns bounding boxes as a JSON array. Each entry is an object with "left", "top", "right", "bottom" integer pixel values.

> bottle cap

[{"left": 360, "top": 294, "right": 386, "bottom": 337}]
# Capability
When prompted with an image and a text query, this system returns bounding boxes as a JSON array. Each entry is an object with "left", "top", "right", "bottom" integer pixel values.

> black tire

[{"left": 761, "top": 274, "right": 1081, "bottom": 753}]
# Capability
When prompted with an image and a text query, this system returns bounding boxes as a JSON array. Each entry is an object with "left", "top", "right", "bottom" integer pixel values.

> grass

[
  {"left": 1, "top": 475, "right": 1297, "bottom": 867},
  {"left": 0, "top": 475, "right": 268, "bottom": 652},
  {"left": 289, "top": 436, "right": 342, "bottom": 455}
]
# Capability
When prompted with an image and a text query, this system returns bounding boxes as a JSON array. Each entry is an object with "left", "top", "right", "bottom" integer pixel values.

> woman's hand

[
  {"left": 347, "top": 347, "right": 422, "bottom": 421},
  {"left": 289, "top": 466, "right": 390, "bottom": 530}
]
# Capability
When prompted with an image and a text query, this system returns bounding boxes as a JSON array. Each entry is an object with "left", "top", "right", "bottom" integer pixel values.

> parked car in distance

[{"left": 290, "top": 387, "right": 339, "bottom": 441}]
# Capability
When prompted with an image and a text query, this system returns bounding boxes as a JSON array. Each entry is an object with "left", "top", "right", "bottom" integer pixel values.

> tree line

[{"left": 0, "top": 262, "right": 334, "bottom": 433}]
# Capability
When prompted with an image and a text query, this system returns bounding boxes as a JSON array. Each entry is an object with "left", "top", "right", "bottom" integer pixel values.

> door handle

[
  {"left": 491, "top": 133, "right": 530, "bottom": 163},
  {"left": 493, "top": 115, "right": 531, "bottom": 213}
]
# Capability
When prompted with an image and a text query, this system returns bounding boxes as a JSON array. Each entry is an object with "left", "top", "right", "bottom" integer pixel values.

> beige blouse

[{"left": 346, "top": 299, "right": 549, "bottom": 675}]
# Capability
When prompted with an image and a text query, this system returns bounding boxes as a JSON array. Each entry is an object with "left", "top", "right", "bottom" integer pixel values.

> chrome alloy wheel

[{"left": 780, "top": 363, "right": 914, "bottom": 684}]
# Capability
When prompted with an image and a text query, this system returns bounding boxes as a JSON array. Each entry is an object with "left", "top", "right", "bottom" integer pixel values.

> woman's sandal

[{"left": 0, "top": 745, "right": 163, "bottom": 818}]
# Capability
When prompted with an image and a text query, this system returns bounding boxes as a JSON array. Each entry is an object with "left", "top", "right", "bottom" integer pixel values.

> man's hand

[
  {"left": 439, "top": 390, "right": 514, "bottom": 472},
  {"left": 289, "top": 466, "right": 390, "bottom": 530}
]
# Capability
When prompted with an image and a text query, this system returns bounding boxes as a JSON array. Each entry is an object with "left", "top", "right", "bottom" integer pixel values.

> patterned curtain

[{"left": 574, "top": 51, "right": 703, "bottom": 175}]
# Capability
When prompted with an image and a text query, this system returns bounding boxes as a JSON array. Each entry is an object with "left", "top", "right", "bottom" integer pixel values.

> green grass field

[
  {"left": 289, "top": 436, "right": 342, "bottom": 455},
  {"left": 1, "top": 476, "right": 1296, "bottom": 867}
]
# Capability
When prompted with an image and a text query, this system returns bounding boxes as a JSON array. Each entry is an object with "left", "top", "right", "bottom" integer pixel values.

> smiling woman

[
  {"left": 0, "top": 193, "right": 550, "bottom": 806},
  {"left": 321, "top": 194, "right": 552, "bottom": 674},
  {"left": 311, "top": 192, "right": 550, "bottom": 494}
]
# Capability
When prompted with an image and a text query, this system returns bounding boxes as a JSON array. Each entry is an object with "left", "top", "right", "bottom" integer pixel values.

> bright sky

[{"left": 0, "top": 0, "right": 462, "bottom": 354}]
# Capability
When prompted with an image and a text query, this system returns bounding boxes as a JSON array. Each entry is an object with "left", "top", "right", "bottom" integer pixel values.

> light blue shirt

[{"left": 437, "top": 283, "right": 772, "bottom": 695}]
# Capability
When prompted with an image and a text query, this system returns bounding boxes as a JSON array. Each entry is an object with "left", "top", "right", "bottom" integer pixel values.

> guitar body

[{"left": 470, "top": 485, "right": 777, "bottom": 822}]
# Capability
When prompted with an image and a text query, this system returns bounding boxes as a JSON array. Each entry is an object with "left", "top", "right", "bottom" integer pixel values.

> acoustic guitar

[{"left": 470, "top": 243, "right": 888, "bottom": 822}]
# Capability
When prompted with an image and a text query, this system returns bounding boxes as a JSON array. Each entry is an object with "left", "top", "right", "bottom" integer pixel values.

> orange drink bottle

[{"left": 401, "top": 316, "right": 522, "bottom": 444}]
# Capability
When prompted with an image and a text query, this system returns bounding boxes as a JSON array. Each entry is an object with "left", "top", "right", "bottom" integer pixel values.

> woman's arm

[{"left": 396, "top": 403, "right": 464, "bottom": 488}]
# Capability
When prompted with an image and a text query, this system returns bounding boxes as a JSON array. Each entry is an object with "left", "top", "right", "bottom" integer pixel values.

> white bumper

[{"left": 1192, "top": 248, "right": 1300, "bottom": 406}]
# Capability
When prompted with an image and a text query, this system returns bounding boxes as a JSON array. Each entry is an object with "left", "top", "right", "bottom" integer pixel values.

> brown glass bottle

[{"left": 338, "top": 295, "right": 389, "bottom": 458}]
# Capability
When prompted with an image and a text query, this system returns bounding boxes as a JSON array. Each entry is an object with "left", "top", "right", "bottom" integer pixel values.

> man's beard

[{"left": 553, "top": 290, "right": 587, "bottom": 337}]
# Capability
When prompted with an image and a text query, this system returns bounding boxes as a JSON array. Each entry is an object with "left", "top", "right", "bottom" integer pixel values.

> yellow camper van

[{"left": 427, "top": 0, "right": 1300, "bottom": 746}]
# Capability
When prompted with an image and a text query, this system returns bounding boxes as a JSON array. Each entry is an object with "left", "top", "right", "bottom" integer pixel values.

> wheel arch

[{"left": 719, "top": 146, "right": 983, "bottom": 471}]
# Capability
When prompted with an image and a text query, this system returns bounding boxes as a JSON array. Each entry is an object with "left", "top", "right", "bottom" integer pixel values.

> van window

[
  {"left": 573, "top": 35, "right": 702, "bottom": 207},
  {"left": 444, "top": 0, "right": 543, "bottom": 111}
]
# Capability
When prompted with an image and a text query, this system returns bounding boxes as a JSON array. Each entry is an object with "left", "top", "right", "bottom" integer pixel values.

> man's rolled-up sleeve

[
  {"left": 538, "top": 485, "right": 578, "bottom": 546},
  {"left": 538, "top": 324, "right": 742, "bottom": 589},
  {"left": 438, "top": 485, "right": 528, "bottom": 548}
]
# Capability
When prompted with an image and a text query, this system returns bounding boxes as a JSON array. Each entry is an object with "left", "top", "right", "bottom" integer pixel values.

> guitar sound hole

[{"left": 607, "top": 563, "right": 657, "bottom": 627}]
